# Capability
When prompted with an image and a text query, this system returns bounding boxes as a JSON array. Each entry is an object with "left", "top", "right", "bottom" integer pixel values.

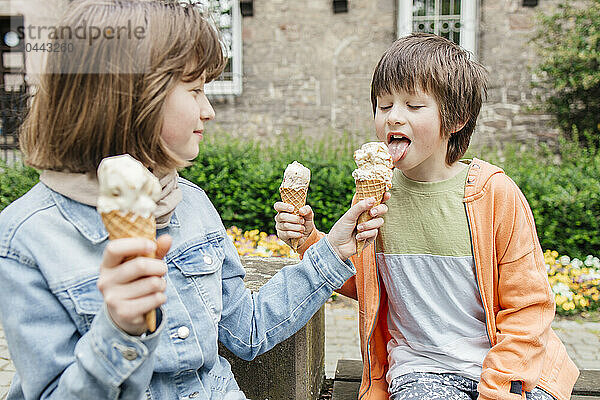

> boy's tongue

[{"left": 388, "top": 139, "right": 410, "bottom": 163}]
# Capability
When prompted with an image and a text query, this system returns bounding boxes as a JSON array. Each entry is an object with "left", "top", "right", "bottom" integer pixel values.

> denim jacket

[{"left": 0, "top": 178, "right": 355, "bottom": 400}]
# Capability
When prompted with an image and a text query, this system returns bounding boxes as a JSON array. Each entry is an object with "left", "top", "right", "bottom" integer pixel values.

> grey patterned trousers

[{"left": 389, "top": 372, "right": 555, "bottom": 400}]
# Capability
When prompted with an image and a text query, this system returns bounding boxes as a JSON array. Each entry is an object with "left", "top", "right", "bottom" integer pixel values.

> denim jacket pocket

[
  {"left": 170, "top": 240, "right": 225, "bottom": 326},
  {"left": 66, "top": 277, "right": 104, "bottom": 332}
]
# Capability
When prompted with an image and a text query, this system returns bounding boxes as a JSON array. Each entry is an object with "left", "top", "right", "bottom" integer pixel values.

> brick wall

[
  {"left": 0, "top": 0, "right": 68, "bottom": 86},
  {"left": 477, "top": 0, "right": 561, "bottom": 146},
  {"left": 210, "top": 0, "right": 396, "bottom": 141},
  {"left": 212, "top": 0, "right": 563, "bottom": 147},
  {"left": 0, "top": 0, "right": 563, "bottom": 147}
]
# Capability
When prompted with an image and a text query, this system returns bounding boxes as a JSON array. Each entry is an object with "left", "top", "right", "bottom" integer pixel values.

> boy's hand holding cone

[
  {"left": 352, "top": 142, "right": 393, "bottom": 255},
  {"left": 97, "top": 154, "right": 162, "bottom": 334},
  {"left": 279, "top": 161, "right": 311, "bottom": 251}
]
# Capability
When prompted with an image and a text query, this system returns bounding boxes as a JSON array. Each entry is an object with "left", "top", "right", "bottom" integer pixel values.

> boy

[{"left": 274, "top": 33, "right": 578, "bottom": 400}]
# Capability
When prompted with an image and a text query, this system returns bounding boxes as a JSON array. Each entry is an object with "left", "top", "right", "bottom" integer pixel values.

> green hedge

[
  {"left": 1, "top": 135, "right": 598, "bottom": 259},
  {"left": 532, "top": 0, "right": 600, "bottom": 146},
  {"left": 180, "top": 133, "right": 360, "bottom": 234},
  {"left": 0, "top": 160, "right": 39, "bottom": 211},
  {"left": 470, "top": 140, "right": 600, "bottom": 259}
]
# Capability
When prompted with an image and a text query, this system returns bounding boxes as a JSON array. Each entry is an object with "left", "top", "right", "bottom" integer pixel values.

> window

[
  {"left": 193, "top": 0, "right": 243, "bottom": 96},
  {"left": 397, "top": 0, "right": 479, "bottom": 56}
]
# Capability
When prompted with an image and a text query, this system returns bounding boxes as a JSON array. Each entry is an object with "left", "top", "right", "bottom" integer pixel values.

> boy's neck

[{"left": 401, "top": 161, "right": 467, "bottom": 183}]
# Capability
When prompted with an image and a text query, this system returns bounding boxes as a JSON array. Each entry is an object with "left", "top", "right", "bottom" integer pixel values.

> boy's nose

[{"left": 387, "top": 108, "right": 406, "bottom": 125}]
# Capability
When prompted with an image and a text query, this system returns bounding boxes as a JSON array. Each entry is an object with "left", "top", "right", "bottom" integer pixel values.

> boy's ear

[{"left": 449, "top": 119, "right": 468, "bottom": 134}]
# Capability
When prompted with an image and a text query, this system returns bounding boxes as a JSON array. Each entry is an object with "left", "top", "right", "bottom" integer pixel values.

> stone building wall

[
  {"left": 212, "top": 0, "right": 563, "bottom": 147},
  {"left": 0, "top": 0, "right": 563, "bottom": 147},
  {"left": 211, "top": 0, "right": 397, "bottom": 141},
  {"left": 0, "top": 0, "right": 68, "bottom": 86},
  {"left": 477, "top": 0, "right": 561, "bottom": 146}
]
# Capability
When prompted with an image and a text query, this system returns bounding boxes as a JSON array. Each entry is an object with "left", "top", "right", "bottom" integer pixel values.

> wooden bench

[{"left": 332, "top": 359, "right": 600, "bottom": 400}]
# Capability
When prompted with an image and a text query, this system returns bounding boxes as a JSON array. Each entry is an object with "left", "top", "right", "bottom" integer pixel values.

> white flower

[
  {"left": 571, "top": 258, "right": 583, "bottom": 269},
  {"left": 593, "top": 257, "right": 600, "bottom": 268},
  {"left": 585, "top": 255, "right": 594, "bottom": 267},
  {"left": 559, "top": 255, "right": 571, "bottom": 266},
  {"left": 255, "top": 246, "right": 272, "bottom": 257},
  {"left": 581, "top": 272, "right": 600, "bottom": 281},
  {"left": 551, "top": 282, "right": 573, "bottom": 300}
]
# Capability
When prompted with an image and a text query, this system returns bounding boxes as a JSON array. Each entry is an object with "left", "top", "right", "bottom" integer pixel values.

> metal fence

[{"left": 0, "top": 84, "right": 29, "bottom": 165}]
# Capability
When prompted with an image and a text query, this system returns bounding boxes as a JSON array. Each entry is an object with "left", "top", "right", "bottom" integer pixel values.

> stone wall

[
  {"left": 0, "top": 0, "right": 564, "bottom": 147},
  {"left": 221, "top": 256, "right": 326, "bottom": 400},
  {"left": 476, "top": 0, "right": 561, "bottom": 146},
  {"left": 211, "top": 0, "right": 563, "bottom": 148},
  {"left": 211, "top": 0, "right": 396, "bottom": 141},
  {"left": 0, "top": 0, "right": 68, "bottom": 86}
]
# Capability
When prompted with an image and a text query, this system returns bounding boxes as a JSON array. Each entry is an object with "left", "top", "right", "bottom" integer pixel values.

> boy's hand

[
  {"left": 274, "top": 203, "right": 316, "bottom": 251},
  {"left": 97, "top": 234, "right": 172, "bottom": 336},
  {"left": 328, "top": 192, "right": 390, "bottom": 261}
]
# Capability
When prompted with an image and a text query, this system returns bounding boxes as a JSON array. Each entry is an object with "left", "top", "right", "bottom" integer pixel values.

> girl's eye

[
  {"left": 193, "top": 88, "right": 204, "bottom": 94},
  {"left": 379, "top": 105, "right": 392, "bottom": 111},
  {"left": 407, "top": 104, "right": 424, "bottom": 110}
]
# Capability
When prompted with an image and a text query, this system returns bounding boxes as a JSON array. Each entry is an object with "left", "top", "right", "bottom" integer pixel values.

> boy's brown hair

[
  {"left": 371, "top": 33, "right": 488, "bottom": 165},
  {"left": 20, "top": 0, "right": 226, "bottom": 174}
]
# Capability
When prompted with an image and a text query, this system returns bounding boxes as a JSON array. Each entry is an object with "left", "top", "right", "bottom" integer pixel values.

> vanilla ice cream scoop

[
  {"left": 281, "top": 161, "right": 311, "bottom": 190},
  {"left": 352, "top": 142, "right": 394, "bottom": 189},
  {"left": 97, "top": 154, "right": 161, "bottom": 217}
]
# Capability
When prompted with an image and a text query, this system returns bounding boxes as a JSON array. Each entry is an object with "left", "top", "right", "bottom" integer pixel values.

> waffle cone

[
  {"left": 279, "top": 186, "right": 308, "bottom": 251},
  {"left": 101, "top": 210, "right": 157, "bottom": 332},
  {"left": 354, "top": 179, "right": 386, "bottom": 255}
]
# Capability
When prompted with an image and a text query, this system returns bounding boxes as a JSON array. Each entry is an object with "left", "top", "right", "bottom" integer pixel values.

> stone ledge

[{"left": 220, "top": 256, "right": 325, "bottom": 400}]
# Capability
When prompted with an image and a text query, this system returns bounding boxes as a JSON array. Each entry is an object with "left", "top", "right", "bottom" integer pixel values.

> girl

[{"left": 0, "top": 1, "right": 389, "bottom": 399}]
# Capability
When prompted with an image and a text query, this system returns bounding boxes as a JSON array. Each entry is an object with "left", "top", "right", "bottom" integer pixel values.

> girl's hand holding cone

[{"left": 97, "top": 235, "right": 172, "bottom": 336}]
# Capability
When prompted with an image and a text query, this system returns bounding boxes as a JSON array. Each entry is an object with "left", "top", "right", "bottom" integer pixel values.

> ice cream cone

[
  {"left": 354, "top": 179, "right": 386, "bottom": 255},
  {"left": 279, "top": 186, "right": 308, "bottom": 251},
  {"left": 101, "top": 210, "right": 157, "bottom": 332}
]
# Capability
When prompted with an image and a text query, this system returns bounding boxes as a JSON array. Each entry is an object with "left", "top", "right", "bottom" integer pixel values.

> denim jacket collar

[{"left": 49, "top": 189, "right": 180, "bottom": 245}]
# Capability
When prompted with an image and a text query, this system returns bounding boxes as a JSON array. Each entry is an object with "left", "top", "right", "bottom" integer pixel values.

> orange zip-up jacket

[{"left": 298, "top": 159, "right": 579, "bottom": 400}]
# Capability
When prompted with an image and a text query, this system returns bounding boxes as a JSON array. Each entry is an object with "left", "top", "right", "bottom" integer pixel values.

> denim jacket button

[
  {"left": 177, "top": 326, "right": 190, "bottom": 339},
  {"left": 189, "top": 392, "right": 200, "bottom": 398},
  {"left": 121, "top": 347, "right": 138, "bottom": 361},
  {"left": 203, "top": 255, "right": 213, "bottom": 265}
]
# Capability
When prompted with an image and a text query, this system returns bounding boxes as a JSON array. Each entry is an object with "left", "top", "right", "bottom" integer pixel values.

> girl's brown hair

[
  {"left": 371, "top": 33, "right": 488, "bottom": 165},
  {"left": 20, "top": 0, "right": 226, "bottom": 174}
]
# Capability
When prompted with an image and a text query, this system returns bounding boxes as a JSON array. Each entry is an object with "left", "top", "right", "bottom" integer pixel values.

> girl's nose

[{"left": 198, "top": 93, "right": 215, "bottom": 121}]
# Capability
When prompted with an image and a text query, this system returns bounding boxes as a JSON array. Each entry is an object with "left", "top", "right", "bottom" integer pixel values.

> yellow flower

[
  {"left": 551, "top": 250, "right": 559, "bottom": 258},
  {"left": 554, "top": 294, "right": 568, "bottom": 306},
  {"left": 561, "top": 302, "right": 575, "bottom": 311}
]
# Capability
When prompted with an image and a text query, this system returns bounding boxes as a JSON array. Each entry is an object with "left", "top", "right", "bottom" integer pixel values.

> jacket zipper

[
  {"left": 464, "top": 202, "right": 493, "bottom": 347},
  {"left": 359, "top": 253, "right": 382, "bottom": 400}
]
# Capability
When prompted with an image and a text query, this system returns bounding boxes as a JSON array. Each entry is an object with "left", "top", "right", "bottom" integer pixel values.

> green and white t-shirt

[{"left": 377, "top": 166, "right": 491, "bottom": 383}]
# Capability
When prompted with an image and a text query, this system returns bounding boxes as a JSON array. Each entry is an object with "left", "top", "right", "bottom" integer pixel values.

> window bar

[
  {"left": 522, "top": 0, "right": 538, "bottom": 7},
  {"left": 240, "top": 0, "right": 253, "bottom": 17},
  {"left": 333, "top": 0, "right": 348, "bottom": 14}
]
